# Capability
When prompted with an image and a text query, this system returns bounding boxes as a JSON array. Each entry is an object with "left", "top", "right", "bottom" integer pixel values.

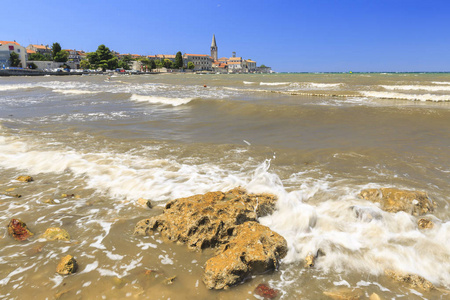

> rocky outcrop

[
  {"left": 203, "top": 221, "right": 287, "bottom": 289},
  {"left": 385, "top": 269, "right": 434, "bottom": 291},
  {"left": 16, "top": 175, "right": 33, "bottom": 182},
  {"left": 43, "top": 227, "right": 70, "bottom": 241},
  {"left": 134, "top": 187, "right": 286, "bottom": 289},
  {"left": 56, "top": 255, "right": 78, "bottom": 275},
  {"left": 134, "top": 187, "right": 278, "bottom": 250},
  {"left": 8, "top": 219, "right": 34, "bottom": 241},
  {"left": 359, "top": 188, "right": 436, "bottom": 216}
]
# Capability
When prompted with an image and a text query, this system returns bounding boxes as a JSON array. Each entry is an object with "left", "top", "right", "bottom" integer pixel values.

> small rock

[
  {"left": 8, "top": 219, "right": 34, "bottom": 241},
  {"left": 369, "top": 293, "right": 382, "bottom": 300},
  {"left": 137, "top": 198, "right": 153, "bottom": 209},
  {"left": 254, "top": 283, "right": 278, "bottom": 299},
  {"left": 385, "top": 269, "right": 434, "bottom": 291},
  {"left": 61, "top": 194, "right": 75, "bottom": 198},
  {"left": 112, "top": 276, "right": 126, "bottom": 288},
  {"left": 418, "top": 218, "right": 434, "bottom": 229},
  {"left": 304, "top": 254, "right": 315, "bottom": 268},
  {"left": 164, "top": 276, "right": 176, "bottom": 285},
  {"left": 359, "top": 188, "right": 436, "bottom": 216},
  {"left": 43, "top": 227, "right": 70, "bottom": 241},
  {"left": 323, "top": 288, "right": 363, "bottom": 300},
  {"left": 5, "top": 188, "right": 16, "bottom": 192},
  {"left": 16, "top": 175, "right": 33, "bottom": 182},
  {"left": 44, "top": 198, "right": 57, "bottom": 204},
  {"left": 3, "top": 192, "right": 21, "bottom": 198},
  {"left": 56, "top": 255, "right": 78, "bottom": 275}
]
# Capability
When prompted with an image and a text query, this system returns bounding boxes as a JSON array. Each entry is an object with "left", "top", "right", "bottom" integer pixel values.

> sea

[{"left": 0, "top": 73, "right": 449, "bottom": 299}]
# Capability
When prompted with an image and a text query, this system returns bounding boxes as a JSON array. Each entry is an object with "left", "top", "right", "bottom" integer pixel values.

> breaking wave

[
  {"left": 361, "top": 91, "right": 450, "bottom": 102},
  {"left": 130, "top": 94, "right": 194, "bottom": 106}
]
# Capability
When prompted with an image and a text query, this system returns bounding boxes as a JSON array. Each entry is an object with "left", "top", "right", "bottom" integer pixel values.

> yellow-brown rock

[
  {"left": 56, "top": 255, "right": 78, "bottom": 275},
  {"left": 16, "top": 175, "right": 33, "bottom": 182},
  {"left": 369, "top": 293, "right": 382, "bottom": 300},
  {"left": 323, "top": 288, "right": 363, "bottom": 300},
  {"left": 203, "top": 221, "right": 287, "bottom": 289},
  {"left": 43, "top": 227, "right": 70, "bottom": 241},
  {"left": 385, "top": 269, "right": 434, "bottom": 291},
  {"left": 137, "top": 198, "right": 153, "bottom": 209},
  {"left": 8, "top": 219, "right": 34, "bottom": 241},
  {"left": 359, "top": 188, "right": 436, "bottom": 216},
  {"left": 418, "top": 218, "right": 434, "bottom": 229},
  {"left": 134, "top": 187, "right": 278, "bottom": 250},
  {"left": 304, "top": 254, "right": 315, "bottom": 268}
]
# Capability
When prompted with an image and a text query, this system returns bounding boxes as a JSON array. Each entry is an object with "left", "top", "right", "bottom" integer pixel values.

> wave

[
  {"left": 0, "top": 84, "right": 32, "bottom": 91},
  {"left": 259, "top": 82, "right": 290, "bottom": 86},
  {"left": 432, "top": 81, "right": 450, "bottom": 85},
  {"left": 130, "top": 94, "right": 194, "bottom": 106},
  {"left": 361, "top": 91, "right": 449, "bottom": 102},
  {"left": 381, "top": 85, "right": 450, "bottom": 92},
  {"left": 53, "top": 89, "right": 100, "bottom": 95},
  {"left": 243, "top": 81, "right": 257, "bottom": 85}
]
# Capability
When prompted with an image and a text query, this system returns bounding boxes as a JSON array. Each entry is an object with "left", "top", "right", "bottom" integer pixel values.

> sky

[{"left": 2, "top": 0, "right": 449, "bottom": 72}]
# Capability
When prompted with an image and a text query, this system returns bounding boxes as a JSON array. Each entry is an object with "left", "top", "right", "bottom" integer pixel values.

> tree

[
  {"left": 174, "top": 51, "right": 183, "bottom": 69},
  {"left": 80, "top": 60, "right": 91, "bottom": 70},
  {"left": 87, "top": 45, "right": 117, "bottom": 71},
  {"left": 259, "top": 64, "right": 268, "bottom": 68},
  {"left": 155, "top": 59, "right": 164, "bottom": 69},
  {"left": 164, "top": 59, "right": 172, "bottom": 69},
  {"left": 28, "top": 62, "right": 38, "bottom": 69},
  {"left": 9, "top": 52, "right": 21, "bottom": 67},
  {"left": 149, "top": 59, "right": 156, "bottom": 70},
  {"left": 28, "top": 52, "right": 44, "bottom": 61},
  {"left": 187, "top": 62, "right": 195, "bottom": 70},
  {"left": 52, "top": 43, "right": 62, "bottom": 59},
  {"left": 117, "top": 60, "right": 130, "bottom": 70},
  {"left": 54, "top": 50, "right": 68, "bottom": 62}
]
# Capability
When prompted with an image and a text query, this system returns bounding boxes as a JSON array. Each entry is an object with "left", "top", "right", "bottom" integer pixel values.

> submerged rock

[
  {"left": 164, "top": 276, "right": 176, "bottom": 285},
  {"left": 359, "top": 188, "right": 436, "bottom": 216},
  {"left": 8, "top": 219, "right": 34, "bottom": 241},
  {"left": 43, "top": 227, "right": 70, "bottom": 241},
  {"left": 369, "top": 293, "right": 382, "bottom": 300},
  {"left": 134, "top": 187, "right": 278, "bottom": 250},
  {"left": 16, "top": 175, "right": 33, "bottom": 182},
  {"left": 254, "top": 283, "right": 279, "bottom": 299},
  {"left": 56, "top": 255, "right": 78, "bottom": 275},
  {"left": 135, "top": 187, "right": 286, "bottom": 290},
  {"left": 137, "top": 198, "right": 153, "bottom": 209},
  {"left": 417, "top": 218, "right": 434, "bottom": 229},
  {"left": 385, "top": 269, "right": 434, "bottom": 291},
  {"left": 323, "top": 288, "right": 363, "bottom": 300},
  {"left": 203, "top": 221, "right": 287, "bottom": 289}
]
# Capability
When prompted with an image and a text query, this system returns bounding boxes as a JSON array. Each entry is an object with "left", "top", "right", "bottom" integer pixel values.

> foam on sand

[
  {"left": 52, "top": 89, "right": 100, "bottom": 95},
  {"left": 361, "top": 91, "right": 449, "bottom": 102}
]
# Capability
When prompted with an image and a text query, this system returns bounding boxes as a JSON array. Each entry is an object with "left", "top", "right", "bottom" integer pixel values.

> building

[
  {"left": 183, "top": 54, "right": 212, "bottom": 70},
  {"left": 245, "top": 59, "right": 257, "bottom": 72},
  {"left": 0, "top": 41, "right": 27, "bottom": 68},
  {"left": 210, "top": 34, "right": 218, "bottom": 61},
  {"left": 26, "top": 44, "right": 51, "bottom": 55}
]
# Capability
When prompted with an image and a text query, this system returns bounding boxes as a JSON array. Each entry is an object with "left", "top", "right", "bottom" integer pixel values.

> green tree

[
  {"left": 259, "top": 64, "right": 267, "bottom": 68},
  {"left": 9, "top": 52, "right": 21, "bottom": 67},
  {"left": 43, "top": 53, "right": 53, "bottom": 61},
  {"left": 149, "top": 59, "right": 156, "bottom": 70},
  {"left": 28, "top": 52, "right": 44, "bottom": 61},
  {"left": 54, "top": 50, "right": 68, "bottom": 62},
  {"left": 28, "top": 62, "right": 38, "bottom": 69},
  {"left": 80, "top": 60, "right": 91, "bottom": 70},
  {"left": 155, "top": 59, "right": 163, "bottom": 69},
  {"left": 174, "top": 51, "right": 183, "bottom": 69},
  {"left": 117, "top": 60, "right": 130, "bottom": 70},
  {"left": 52, "top": 43, "right": 62, "bottom": 59},
  {"left": 87, "top": 45, "right": 117, "bottom": 71},
  {"left": 187, "top": 62, "right": 195, "bottom": 70},
  {"left": 164, "top": 59, "right": 172, "bottom": 69}
]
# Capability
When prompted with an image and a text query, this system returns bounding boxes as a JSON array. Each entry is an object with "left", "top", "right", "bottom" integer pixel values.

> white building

[
  {"left": 245, "top": 59, "right": 257, "bottom": 72},
  {"left": 0, "top": 41, "right": 27, "bottom": 68}
]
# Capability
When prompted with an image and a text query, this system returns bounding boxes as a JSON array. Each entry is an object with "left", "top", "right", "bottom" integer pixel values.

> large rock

[
  {"left": 134, "top": 187, "right": 286, "bottom": 290},
  {"left": 203, "top": 221, "right": 287, "bottom": 289},
  {"left": 134, "top": 187, "right": 277, "bottom": 250},
  {"left": 385, "top": 269, "right": 434, "bottom": 291},
  {"left": 359, "top": 188, "right": 436, "bottom": 216},
  {"left": 56, "top": 255, "right": 78, "bottom": 275},
  {"left": 8, "top": 219, "right": 34, "bottom": 241}
]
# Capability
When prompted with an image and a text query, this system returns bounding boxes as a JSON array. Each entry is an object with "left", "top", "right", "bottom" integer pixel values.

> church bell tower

[{"left": 210, "top": 34, "right": 218, "bottom": 61}]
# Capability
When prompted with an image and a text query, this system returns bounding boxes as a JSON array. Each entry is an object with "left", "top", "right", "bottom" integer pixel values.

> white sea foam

[
  {"left": 361, "top": 91, "right": 449, "bottom": 102},
  {"left": 432, "top": 81, "right": 450, "bottom": 85},
  {"left": 130, "top": 94, "right": 194, "bottom": 106},
  {"left": 52, "top": 89, "right": 100, "bottom": 95},
  {"left": 0, "top": 84, "right": 32, "bottom": 91},
  {"left": 381, "top": 85, "right": 450, "bottom": 92},
  {"left": 243, "top": 81, "right": 257, "bottom": 85},
  {"left": 259, "top": 82, "right": 290, "bottom": 86}
]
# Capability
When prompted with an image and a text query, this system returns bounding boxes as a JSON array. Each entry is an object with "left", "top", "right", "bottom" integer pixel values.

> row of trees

[
  {"left": 83, "top": 45, "right": 188, "bottom": 71},
  {"left": 28, "top": 42, "right": 68, "bottom": 62}
]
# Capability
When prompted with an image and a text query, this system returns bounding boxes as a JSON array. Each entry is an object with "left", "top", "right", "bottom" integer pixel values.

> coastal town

[{"left": 0, "top": 35, "right": 272, "bottom": 75}]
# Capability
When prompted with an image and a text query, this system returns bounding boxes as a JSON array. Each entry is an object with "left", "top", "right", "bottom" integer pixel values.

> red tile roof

[{"left": 0, "top": 41, "right": 20, "bottom": 46}]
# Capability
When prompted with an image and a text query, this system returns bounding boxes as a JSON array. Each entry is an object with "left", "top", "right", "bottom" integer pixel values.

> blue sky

[{"left": 2, "top": 0, "right": 449, "bottom": 72}]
